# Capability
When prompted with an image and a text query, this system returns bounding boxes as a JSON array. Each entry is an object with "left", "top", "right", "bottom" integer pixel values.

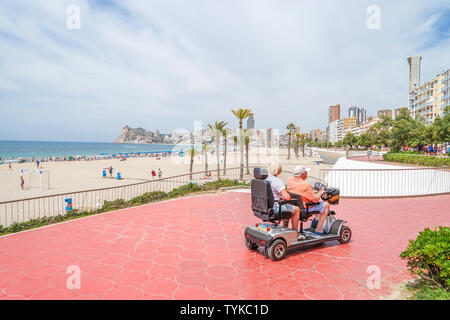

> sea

[{"left": 0, "top": 141, "right": 190, "bottom": 161}]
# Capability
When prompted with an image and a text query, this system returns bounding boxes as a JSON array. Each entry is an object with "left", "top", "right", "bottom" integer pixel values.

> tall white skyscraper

[
  {"left": 247, "top": 115, "right": 255, "bottom": 129},
  {"left": 348, "top": 106, "right": 366, "bottom": 124},
  {"left": 408, "top": 55, "right": 422, "bottom": 93}
]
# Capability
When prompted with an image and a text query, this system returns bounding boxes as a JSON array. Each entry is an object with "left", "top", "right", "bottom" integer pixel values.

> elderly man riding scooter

[{"left": 287, "top": 166, "right": 330, "bottom": 235}]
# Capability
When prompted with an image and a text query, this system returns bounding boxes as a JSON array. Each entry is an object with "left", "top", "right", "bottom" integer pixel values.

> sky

[{"left": 0, "top": 0, "right": 449, "bottom": 142}]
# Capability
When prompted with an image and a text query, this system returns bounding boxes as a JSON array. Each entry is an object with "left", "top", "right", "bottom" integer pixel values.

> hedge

[
  {"left": 383, "top": 153, "right": 450, "bottom": 167},
  {"left": 400, "top": 226, "right": 450, "bottom": 290},
  {"left": 0, "top": 179, "right": 248, "bottom": 235}
]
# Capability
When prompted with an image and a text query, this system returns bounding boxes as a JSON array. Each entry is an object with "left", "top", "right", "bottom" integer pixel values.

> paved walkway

[{"left": 0, "top": 191, "right": 448, "bottom": 300}]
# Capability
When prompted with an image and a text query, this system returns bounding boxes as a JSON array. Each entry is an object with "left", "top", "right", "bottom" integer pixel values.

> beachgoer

[
  {"left": 151, "top": 170, "right": 156, "bottom": 179},
  {"left": 287, "top": 165, "right": 330, "bottom": 235},
  {"left": 417, "top": 142, "right": 423, "bottom": 155},
  {"left": 109, "top": 166, "right": 113, "bottom": 177},
  {"left": 20, "top": 176, "right": 24, "bottom": 190},
  {"left": 9, "top": 163, "right": 12, "bottom": 170},
  {"left": 428, "top": 144, "right": 433, "bottom": 156},
  {"left": 158, "top": 168, "right": 162, "bottom": 179},
  {"left": 36, "top": 160, "right": 40, "bottom": 168}
]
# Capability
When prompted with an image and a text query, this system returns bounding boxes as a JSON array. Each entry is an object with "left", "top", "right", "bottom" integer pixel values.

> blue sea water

[{"left": 0, "top": 141, "right": 189, "bottom": 161}]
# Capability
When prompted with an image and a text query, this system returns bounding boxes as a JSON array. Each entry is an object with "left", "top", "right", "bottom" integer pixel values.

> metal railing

[
  {"left": 0, "top": 166, "right": 250, "bottom": 227},
  {"left": 319, "top": 167, "right": 450, "bottom": 197}
]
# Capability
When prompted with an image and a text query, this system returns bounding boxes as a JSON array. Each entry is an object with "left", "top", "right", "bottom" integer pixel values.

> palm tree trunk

[
  {"left": 239, "top": 122, "right": 243, "bottom": 180},
  {"left": 246, "top": 143, "right": 249, "bottom": 174},
  {"left": 223, "top": 136, "right": 227, "bottom": 176},
  {"left": 216, "top": 138, "right": 220, "bottom": 180},
  {"left": 288, "top": 135, "right": 291, "bottom": 160},
  {"left": 190, "top": 158, "right": 193, "bottom": 181},
  {"left": 205, "top": 152, "right": 208, "bottom": 172}
]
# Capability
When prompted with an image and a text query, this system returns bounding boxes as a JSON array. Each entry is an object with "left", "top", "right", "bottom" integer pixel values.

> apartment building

[
  {"left": 409, "top": 72, "right": 445, "bottom": 125},
  {"left": 377, "top": 109, "right": 392, "bottom": 119}
]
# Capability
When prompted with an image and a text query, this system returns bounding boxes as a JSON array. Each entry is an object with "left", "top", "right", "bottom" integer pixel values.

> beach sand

[{"left": 0, "top": 150, "right": 329, "bottom": 203}]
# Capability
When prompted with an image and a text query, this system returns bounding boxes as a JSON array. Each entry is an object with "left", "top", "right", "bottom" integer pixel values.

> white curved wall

[{"left": 323, "top": 158, "right": 450, "bottom": 197}]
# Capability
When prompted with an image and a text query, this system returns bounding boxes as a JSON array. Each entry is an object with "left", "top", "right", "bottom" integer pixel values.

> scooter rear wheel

[
  {"left": 245, "top": 239, "right": 258, "bottom": 250},
  {"left": 267, "top": 239, "right": 287, "bottom": 261}
]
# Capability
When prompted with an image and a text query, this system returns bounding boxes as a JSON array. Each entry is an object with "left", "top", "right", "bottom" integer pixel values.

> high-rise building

[
  {"left": 395, "top": 107, "right": 408, "bottom": 118},
  {"left": 377, "top": 109, "right": 392, "bottom": 119},
  {"left": 247, "top": 115, "right": 255, "bottom": 129},
  {"left": 328, "top": 119, "right": 344, "bottom": 143},
  {"left": 409, "top": 69, "right": 448, "bottom": 125},
  {"left": 343, "top": 117, "right": 358, "bottom": 130},
  {"left": 348, "top": 106, "right": 358, "bottom": 118},
  {"left": 408, "top": 55, "right": 422, "bottom": 93},
  {"left": 441, "top": 69, "right": 450, "bottom": 111},
  {"left": 348, "top": 106, "right": 366, "bottom": 124},
  {"left": 308, "top": 129, "right": 322, "bottom": 140},
  {"left": 329, "top": 104, "right": 340, "bottom": 124},
  {"left": 266, "top": 128, "right": 273, "bottom": 149}
]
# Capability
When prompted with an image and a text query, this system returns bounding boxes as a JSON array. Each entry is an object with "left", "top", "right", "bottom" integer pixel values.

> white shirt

[{"left": 265, "top": 174, "right": 286, "bottom": 201}]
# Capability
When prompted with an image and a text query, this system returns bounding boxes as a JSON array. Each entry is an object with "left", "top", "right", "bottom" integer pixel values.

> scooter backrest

[
  {"left": 251, "top": 168, "right": 274, "bottom": 213},
  {"left": 253, "top": 167, "right": 268, "bottom": 180}
]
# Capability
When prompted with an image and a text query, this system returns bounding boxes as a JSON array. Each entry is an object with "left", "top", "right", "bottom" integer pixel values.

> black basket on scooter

[
  {"left": 313, "top": 182, "right": 340, "bottom": 205},
  {"left": 322, "top": 187, "right": 340, "bottom": 205}
]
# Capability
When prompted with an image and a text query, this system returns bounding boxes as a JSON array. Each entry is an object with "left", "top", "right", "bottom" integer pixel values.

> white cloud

[{"left": 0, "top": 0, "right": 449, "bottom": 141}]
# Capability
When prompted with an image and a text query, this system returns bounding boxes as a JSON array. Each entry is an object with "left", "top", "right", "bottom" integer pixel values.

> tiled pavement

[{"left": 0, "top": 191, "right": 448, "bottom": 300}]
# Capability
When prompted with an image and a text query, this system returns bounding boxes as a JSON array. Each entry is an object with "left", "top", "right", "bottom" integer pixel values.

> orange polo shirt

[{"left": 287, "top": 176, "right": 320, "bottom": 206}]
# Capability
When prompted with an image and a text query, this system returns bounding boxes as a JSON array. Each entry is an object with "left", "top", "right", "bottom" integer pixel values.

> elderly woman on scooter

[
  {"left": 266, "top": 161, "right": 300, "bottom": 236},
  {"left": 287, "top": 165, "right": 330, "bottom": 235}
]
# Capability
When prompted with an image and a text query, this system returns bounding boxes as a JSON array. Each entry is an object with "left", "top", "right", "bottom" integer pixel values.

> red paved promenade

[{"left": 0, "top": 191, "right": 448, "bottom": 300}]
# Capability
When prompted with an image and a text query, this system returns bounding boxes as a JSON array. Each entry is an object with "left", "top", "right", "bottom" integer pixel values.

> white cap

[{"left": 293, "top": 165, "right": 310, "bottom": 176}]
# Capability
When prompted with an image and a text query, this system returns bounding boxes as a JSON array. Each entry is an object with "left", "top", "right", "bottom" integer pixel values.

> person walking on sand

[
  {"left": 9, "top": 162, "right": 12, "bottom": 170},
  {"left": 151, "top": 169, "right": 156, "bottom": 179},
  {"left": 109, "top": 166, "right": 113, "bottom": 177},
  {"left": 20, "top": 176, "right": 24, "bottom": 190},
  {"left": 158, "top": 168, "right": 162, "bottom": 179}
]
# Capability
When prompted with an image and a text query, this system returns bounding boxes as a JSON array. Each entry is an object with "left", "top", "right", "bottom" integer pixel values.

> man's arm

[
  {"left": 305, "top": 184, "right": 321, "bottom": 203},
  {"left": 280, "top": 188, "right": 291, "bottom": 201}
]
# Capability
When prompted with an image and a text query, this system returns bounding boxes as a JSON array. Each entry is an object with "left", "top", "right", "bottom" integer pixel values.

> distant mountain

[{"left": 113, "top": 126, "right": 172, "bottom": 144}]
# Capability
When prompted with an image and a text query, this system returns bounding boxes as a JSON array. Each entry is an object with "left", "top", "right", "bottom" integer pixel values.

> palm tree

[
  {"left": 231, "top": 108, "right": 253, "bottom": 180},
  {"left": 286, "top": 123, "right": 296, "bottom": 160},
  {"left": 222, "top": 128, "right": 231, "bottom": 176},
  {"left": 188, "top": 147, "right": 196, "bottom": 181},
  {"left": 242, "top": 129, "right": 253, "bottom": 175},
  {"left": 294, "top": 133, "right": 301, "bottom": 158},
  {"left": 233, "top": 135, "right": 238, "bottom": 165},
  {"left": 300, "top": 134, "right": 307, "bottom": 157},
  {"left": 208, "top": 121, "right": 227, "bottom": 180},
  {"left": 202, "top": 142, "right": 211, "bottom": 173}
]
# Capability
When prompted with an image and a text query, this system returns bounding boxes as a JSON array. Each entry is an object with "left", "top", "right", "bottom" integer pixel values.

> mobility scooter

[{"left": 244, "top": 168, "right": 351, "bottom": 261}]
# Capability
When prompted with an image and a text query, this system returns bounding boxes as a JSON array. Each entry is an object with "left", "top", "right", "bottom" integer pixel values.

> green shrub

[
  {"left": 400, "top": 227, "right": 450, "bottom": 290},
  {"left": 408, "top": 279, "right": 450, "bottom": 300},
  {"left": 383, "top": 153, "right": 450, "bottom": 167}
]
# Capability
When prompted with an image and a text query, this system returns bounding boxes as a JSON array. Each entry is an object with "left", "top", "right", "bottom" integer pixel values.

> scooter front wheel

[{"left": 339, "top": 226, "right": 352, "bottom": 244}]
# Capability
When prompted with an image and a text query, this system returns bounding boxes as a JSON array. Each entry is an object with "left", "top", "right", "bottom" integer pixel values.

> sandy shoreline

[{"left": 0, "top": 150, "right": 328, "bottom": 203}]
